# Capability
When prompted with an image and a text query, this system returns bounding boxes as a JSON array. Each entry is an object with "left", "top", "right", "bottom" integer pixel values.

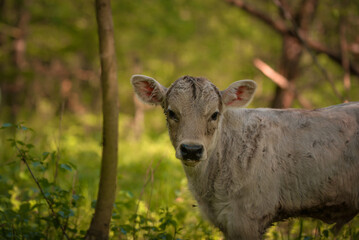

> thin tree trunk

[
  {"left": 340, "top": 17, "right": 350, "bottom": 101},
  {"left": 271, "top": 0, "right": 318, "bottom": 108},
  {"left": 0, "top": 0, "right": 30, "bottom": 123},
  {"left": 86, "top": 0, "right": 119, "bottom": 239},
  {"left": 271, "top": 35, "right": 302, "bottom": 108}
]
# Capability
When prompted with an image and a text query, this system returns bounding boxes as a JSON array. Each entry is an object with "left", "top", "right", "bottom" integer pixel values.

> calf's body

[
  {"left": 131, "top": 75, "right": 359, "bottom": 239},
  {"left": 187, "top": 104, "right": 359, "bottom": 239}
]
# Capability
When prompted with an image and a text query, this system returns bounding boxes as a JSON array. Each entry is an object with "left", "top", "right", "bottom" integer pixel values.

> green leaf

[
  {"left": 42, "top": 152, "right": 50, "bottom": 160},
  {"left": 66, "top": 161, "right": 77, "bottom": 170},
  {"left": 119, "top": 225, "right": 134, "bottom": 235},
  {"left": 16, "top": 140, "right": 25, "bottom": 146},
  {"left": 19, "top": 202, "right": 31, "bottom": 213},
  {"left": 39, "top": 178, "right": 51, "bottom": 188},
  {"left": 69, "top": 209, "right": 75, "bottom": 217},
  {"left": 112, "top": 212, "right": 121, "bottom": 219},
  {"left": 26, "top": 144, "right": 34, "bottom": 149},
  {"left": 60, "top": 163, "right": 72, "bottom": 171},
  {"left": 31, "top": 203, "right": 45, "bottom": 210},
  {"left": 50, "top": 151, "right": 57, "bottom": 162},
  {"left": 31, "top": 162, "right": 42, "bottom": 168},
  {"left": 67, "top": 227, "right": 77, "bottom": 233},
  {"left": 91, "top": 200, "right": 97, "bottom": 209},
  {"left": 1, "top": 123, "right": 12, "bottom": 128},
  {"left": 58, "top": 210, "right": 65, "bottom": 218},
  {"left": 72, "top": 194, "right": 83, "bottom": 202}
]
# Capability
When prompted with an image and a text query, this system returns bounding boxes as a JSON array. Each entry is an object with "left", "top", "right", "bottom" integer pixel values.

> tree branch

[
  {"left": 253, "top": 58, "right": 289, "bottom": 89},
  {"left": 224, "top": 0, "right": 359, "bottom": 77},
  {"left": 253, "top": 58, "right": 313, "bottom": 109},
  {"left": 224, "top": 0, "right": 288, "bottom": 34}
]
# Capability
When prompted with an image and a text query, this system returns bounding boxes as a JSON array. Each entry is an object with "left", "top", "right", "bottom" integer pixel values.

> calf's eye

[
  {"left": 210, "top": 111, "right": 219, "bottom": 121},
  {"left": 167, "top": 109, "right": 179, "bottom": 122}
]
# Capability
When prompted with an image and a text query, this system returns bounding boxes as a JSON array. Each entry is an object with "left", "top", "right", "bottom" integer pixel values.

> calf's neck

[{"left": 131, "top": 75, "right": 359, "bottom": 239}]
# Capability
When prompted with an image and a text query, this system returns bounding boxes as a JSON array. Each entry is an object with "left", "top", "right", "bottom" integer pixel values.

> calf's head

[{"left": 131, "top": 75, "right": 256, "bottom": 167}]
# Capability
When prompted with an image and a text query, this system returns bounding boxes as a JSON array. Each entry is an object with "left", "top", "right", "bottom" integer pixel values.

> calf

[{"left": 131, "top": 75, "right": 359, "bottom": 239}]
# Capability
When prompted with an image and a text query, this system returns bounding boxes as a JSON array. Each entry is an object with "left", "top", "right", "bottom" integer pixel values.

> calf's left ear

[
  {"left": 221, "top": 80, "right": 257, "bottom": 108},
  {"left": 131, "top": 75, "right": 167, "bottom": 105}
]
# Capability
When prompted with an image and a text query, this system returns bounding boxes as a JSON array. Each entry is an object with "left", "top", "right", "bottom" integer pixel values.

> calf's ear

[
  {"left": 131, "top": 75, "right": 167, "bottom": 105},
  {"left": 221, "top": 80, "right": 257, "bottom": 108}
]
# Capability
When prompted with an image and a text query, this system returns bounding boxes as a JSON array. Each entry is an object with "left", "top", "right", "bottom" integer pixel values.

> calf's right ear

[{"left": 131, "top": 75, "right": 167, "bottom": 105}]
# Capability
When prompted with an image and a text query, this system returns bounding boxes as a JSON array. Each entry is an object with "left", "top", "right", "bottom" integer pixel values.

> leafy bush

[{"left": 0, "top": 123, "right": 86, "bottom": 239}]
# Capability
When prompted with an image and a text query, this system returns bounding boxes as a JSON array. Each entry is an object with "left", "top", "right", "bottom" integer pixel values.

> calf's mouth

[{"left": 176, "top": 142, "right": 206, "bottom": 167}]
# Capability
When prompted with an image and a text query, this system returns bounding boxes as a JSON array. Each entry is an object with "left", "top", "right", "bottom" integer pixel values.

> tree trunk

[
  {"left": 271, "top": 0, "right": 318, "bottom": 108},
  {"left": 86, "top": 0, "right": 119, "bottom": 239},
  {"left": 271, "top": 35, "right": 302, "bottom": 108},
  {"left": 0, "top": 0, "right": 30, "bottom": 123}
]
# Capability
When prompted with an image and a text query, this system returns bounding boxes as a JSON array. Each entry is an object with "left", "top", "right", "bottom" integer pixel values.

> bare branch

[
  {"left": 297, "top": 95, "right": 314, "bottom": 109},
  {"left": 253, "top": 58, "right": 289, "bottom": 89},
  {"left": 300, "top": 37, "right": 359, "bottom": 77},
  {"left": 224, "top": 0, "right": 359, "bottom": 77},
  {"left": 253, "top": 58, "right": 313, "bottom": 109},
  {"left": 224, "top": 0, "right": 288, "bottom": 34}
]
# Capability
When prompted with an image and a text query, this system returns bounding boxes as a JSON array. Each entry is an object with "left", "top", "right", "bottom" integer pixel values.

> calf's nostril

[{"left": 180, "top": 144, "right": 203, "bottom": 161}]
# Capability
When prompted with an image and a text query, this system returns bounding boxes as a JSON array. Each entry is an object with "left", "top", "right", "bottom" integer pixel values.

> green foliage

[{"left": 0, "top": 123, "right": 84, "bottom": 239}]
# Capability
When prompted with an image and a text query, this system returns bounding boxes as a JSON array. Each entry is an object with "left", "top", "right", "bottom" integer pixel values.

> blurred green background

[{"left": 0, "top": 0, "right": 358, "bottom": 239}]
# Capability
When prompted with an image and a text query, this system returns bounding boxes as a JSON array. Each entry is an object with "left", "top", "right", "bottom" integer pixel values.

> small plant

[{"left": 0, "top": 123, "right": 84, "bottom": 239}]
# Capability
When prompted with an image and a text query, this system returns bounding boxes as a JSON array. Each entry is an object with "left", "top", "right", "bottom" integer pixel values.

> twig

[
  {"left": 70, "top": 171, "right": 79, "bottom": 240},
  {"left": 54, "top": 101, "right": 65, "bottom": 183},
  {"left": 253, "top": 58, "right": 289, "bottom": 89},
  {"left": 14, "top": 144, "right": 70, "bottom": 240}
]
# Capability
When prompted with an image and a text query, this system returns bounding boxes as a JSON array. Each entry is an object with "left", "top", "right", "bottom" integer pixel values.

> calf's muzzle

[{"left": 180, "top": 144, "right": 204, "bottom": 161}]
